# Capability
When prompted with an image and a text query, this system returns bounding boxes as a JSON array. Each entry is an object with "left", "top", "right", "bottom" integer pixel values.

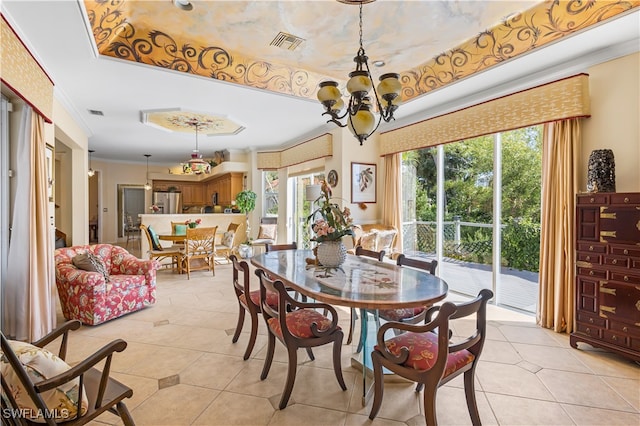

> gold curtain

[
  {"left": 31, "top": 113, "right": 56, "bottom": 340},
  {"left": 537, "top": 119, "right": 580, "bottom": 333},
  {"left": 382, "top": 153, "right": 403, "bottom": 253}
]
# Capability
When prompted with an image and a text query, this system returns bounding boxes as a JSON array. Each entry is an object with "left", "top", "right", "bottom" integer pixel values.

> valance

[{"left": 257, "top": 133, "right": 332, "bottom": 170}]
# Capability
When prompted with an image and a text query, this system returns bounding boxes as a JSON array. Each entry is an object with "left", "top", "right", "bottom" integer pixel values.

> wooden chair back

[
  {"left": 183, "top": 226, "right": 218, "bottom": 278},
  {"left": 395, "top": 253, "right": 438, "bottom": 275},
  {"left": 265, "top": 242, "right": 297, "bottom": 252},
  {"left": 355, "top": 245, "right": 385, "bottom": 261}
]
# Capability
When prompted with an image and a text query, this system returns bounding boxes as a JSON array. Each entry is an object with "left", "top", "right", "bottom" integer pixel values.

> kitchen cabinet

[
  {"left": 181, "top": 183, "right": 205, "bottom": 205},
  {"left": 570, "top": 192, "right": 640, "bottom": 362},
  {"left": 152, "top": 173, "right": 244, "bottom": 207}
]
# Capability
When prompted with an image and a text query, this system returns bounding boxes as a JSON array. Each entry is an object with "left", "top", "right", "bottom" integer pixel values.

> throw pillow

[
  {"left": 257, "top": 224, "right": 277, "bottom": 240},
  {"left": 359, "top": 231, "right": 378, "bottom": 251},
  {"left": 0, "top": 340, "right": 88, "bottom": 422},
  {"left": 376, "top": 230, "right": 396, "bottom": 253},
  {"left": 221, "top": 231, "right": 235, "bottom": 247},
  {"left": 147, "top": 226, "right": 162, "bottom": 250},
  {"left": 174, "top": 224, "right": 187, "bottom": 236},
  {"left": 72, "top": 252, "right": 110, "bottom": 283}
]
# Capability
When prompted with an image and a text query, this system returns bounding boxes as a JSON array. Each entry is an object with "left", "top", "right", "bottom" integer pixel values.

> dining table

[{"left": 250, "top": 249, "right": 449, "bottom": 405}]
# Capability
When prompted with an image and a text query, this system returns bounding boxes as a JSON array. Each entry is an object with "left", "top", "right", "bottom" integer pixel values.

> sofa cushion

[
  {"left": 221, "top": 231, "right": 235, "bottom": 247},
  {"left": 376, "top": 230, "right": 397, "bottom": 253},
  {"left": 360, "top": 231, "right": 378, "bottom": 251},
  {"left": 174, "top": 224, "right": 187, "bottom": 236},
  {"left": 72, "top": 252, "right": 110, "bottom": 283},
  {"left": 1, "top": 340, "right": 88, "bottom": 422},
  {"left": 258, "top": 224, "right": 277, "bottom": 240},
  {"left": 109, "top": 274, "right": 146, "bottom": 292}
]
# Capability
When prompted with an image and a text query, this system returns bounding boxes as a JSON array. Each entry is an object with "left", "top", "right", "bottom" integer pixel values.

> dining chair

[
  {"left": 216, "top": 222, "right": 245, "bottom": 263},
  {"left": 377, "top": 254, "right": 438, "bottom": 325},
  {"left": 1, "top": 320, "right": 135, "bottom": 426},
  {"left": 123, "top": 214, "right": 140, "bottom": 249},
  {"left": 229, "top": 254, "right": 279, "bottom": 360},
  {"left": 255, "top": 268, "right": 347, "bottom": 409},
  {"left": 140, "top": 224, "right": 184, "bottom": 273},
  {"left": 265, "top": 242, "right": 297, "bottom": 252},
  {"left": 183, "top": 226, "right": 218, "bottom": 279},
  {"left": 369, "top": 289, "right": 493, "bottom": 425},
  {"left": 350, "top": 246, "right": 386, "bottom": 347}
]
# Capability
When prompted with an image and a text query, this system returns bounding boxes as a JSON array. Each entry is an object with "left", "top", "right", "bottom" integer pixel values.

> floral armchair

[{"left": 54, "top": 244, "right": 159, "bottom": 325}]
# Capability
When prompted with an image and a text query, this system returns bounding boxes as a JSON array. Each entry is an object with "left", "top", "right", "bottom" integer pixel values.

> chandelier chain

[{"left": 358, "top": 3, "right": 363, "bottom": 51}]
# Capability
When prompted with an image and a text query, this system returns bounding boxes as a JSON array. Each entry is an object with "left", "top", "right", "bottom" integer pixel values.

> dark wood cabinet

[{"left": 570, "top": 192, "right": 640, "bottom": 361}]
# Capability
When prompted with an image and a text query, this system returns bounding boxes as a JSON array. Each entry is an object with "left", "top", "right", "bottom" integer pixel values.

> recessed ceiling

[{"left": 141, "top": 109, "right": 245, "bottom": 136}]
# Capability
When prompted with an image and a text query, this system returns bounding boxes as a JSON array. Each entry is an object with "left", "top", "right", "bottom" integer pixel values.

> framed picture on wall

[
  {"left": 351, "top": 162, "right": 376, "bottom": 203},
  {"left": 45, "top": 144, "right": 54, "bottom": 202}
]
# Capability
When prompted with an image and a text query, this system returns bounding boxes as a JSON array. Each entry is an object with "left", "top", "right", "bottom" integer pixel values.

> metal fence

[{"left": 402, "top": 218, "right": 496, "bottom": 262}]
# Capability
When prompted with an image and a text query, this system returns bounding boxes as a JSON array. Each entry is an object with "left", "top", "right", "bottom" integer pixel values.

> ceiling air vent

[
  {"left": 88, "top": 109, "right": 104, "bottom": 116},
  {"left": 270, "top": 32, "right": 305, "bottom": 51}
]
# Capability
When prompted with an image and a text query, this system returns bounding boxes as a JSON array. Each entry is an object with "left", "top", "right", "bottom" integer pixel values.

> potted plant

[{"left": 235, "top": 190, "right": 257, "bottom": 258}]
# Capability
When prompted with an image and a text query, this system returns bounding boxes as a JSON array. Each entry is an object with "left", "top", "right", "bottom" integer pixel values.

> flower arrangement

[
  {"left": 307, "top": 181, "right": 354, "bottom": 242},
  {"left": 149, "top": 205, "right": 160, "bottom": 213},
  {"left": 185, "top": 218, "right": 202, "bottom": 228}
]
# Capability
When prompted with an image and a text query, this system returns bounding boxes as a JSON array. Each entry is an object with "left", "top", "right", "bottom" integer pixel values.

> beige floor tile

[
  {"left": 123, "top": 345, "right": 203, "bottom": 379},
  {"left": 570, "top": 346, "right": 640, "bottom": 379},
  {"left": 180, "top": 352, "right": 247, "bottom": 390},
  {"left": 485, "top": 393, "right": 574, "bottom": 425},
  {"left": 480, "top": 340, "right": 522, "bottom": 364},
  {"left": 289, "top": 364, "right": 356, "bottom": 411},
  {"left": 267, "top": 403, "right": 347, "bottom": 425},
  {"left": 601, "top": 376, "right": 640, "bottom": 411},
  {"left": 352, "top": 381, "right": 422, "bottom": 422},
  {"left": 536, "top": 369, "right": 636, "bottom": 412},
  {"left": 130, "top": 384, "right": 219, "bottom": 425},
  {"left": 432, "top": 385, "right": 498, "bottom": 426},
  {"left": 498, "top": 324, "right": 563, "bottom": 347},
  {"left": 193, "top": 391, "right": 275, "bottom": 425},
  {"left": 561, "top": 403, "right": 640, "bottom": 425},
  {"left": 476, "top": 362, "right": 555, "bottom": 400},
  {"left": 111, "top": 372, "right": 158, "bottom": 411},
  {"left": 345, "top": 412, "right": 406, "bottom": 425},
  {"left": 225, "top": 358, "right": 291, "bottom": 399},
  {"left": 511, "top": 342, "right": 592, "bottom": 373}
]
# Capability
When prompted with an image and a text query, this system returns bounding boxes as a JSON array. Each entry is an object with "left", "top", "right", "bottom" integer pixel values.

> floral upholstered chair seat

[{"left": 54, "top": 244, "right": 159, "bottom": 325}]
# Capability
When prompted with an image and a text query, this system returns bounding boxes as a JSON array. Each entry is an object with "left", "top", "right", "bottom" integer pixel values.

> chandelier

[
  {"left": 87, "top": 149, "right": 95, "bottom": 177},
  {"left": 317, "top": 1, "right": 402, "bottom": 145},
  {"left": 184, "top": 119, "right": 211, "bottom": 175}
]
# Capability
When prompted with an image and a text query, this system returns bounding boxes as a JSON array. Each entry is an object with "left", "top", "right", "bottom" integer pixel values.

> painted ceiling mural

[{"left": 85, "top": 0, "right": 639, "bottom": 104}]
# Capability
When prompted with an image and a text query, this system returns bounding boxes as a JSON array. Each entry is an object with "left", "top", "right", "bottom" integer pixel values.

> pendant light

[
  {"left": 87, "top": 149, "right": 95, "bottom": 177},
  {"left": 144, "top": 154, "right": 152, "bottom": 191}
]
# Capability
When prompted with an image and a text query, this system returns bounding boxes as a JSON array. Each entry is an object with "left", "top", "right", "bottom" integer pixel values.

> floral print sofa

[{"left": 54, "top": 244, "right": 159, "bottom": 325}]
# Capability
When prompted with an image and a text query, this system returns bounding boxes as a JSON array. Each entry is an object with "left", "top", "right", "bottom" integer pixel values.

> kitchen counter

[{"left": 139, "top": 213, "right": 245, "bottom": 256}]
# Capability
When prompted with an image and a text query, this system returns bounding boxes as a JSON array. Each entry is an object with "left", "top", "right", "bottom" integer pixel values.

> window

[{"left": 263, "top": 170, "right": 279, "bottom": 217}]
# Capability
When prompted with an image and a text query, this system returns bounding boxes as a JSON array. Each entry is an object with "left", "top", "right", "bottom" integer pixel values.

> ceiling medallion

[{"left": 318, "top": 0, "right": 401, "bottom": 145}]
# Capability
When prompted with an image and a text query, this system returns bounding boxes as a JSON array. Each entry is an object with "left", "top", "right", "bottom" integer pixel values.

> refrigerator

[{"left": 153, "top": 192, "right": 182, "bottom": 214}]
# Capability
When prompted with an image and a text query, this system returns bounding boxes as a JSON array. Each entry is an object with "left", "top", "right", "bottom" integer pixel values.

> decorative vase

[
  {"left": 316, "top": 240, "right": 347, "bottom": 267},
  {"left": 238, "top": 244, "right": 253, "bottom": 259},
  {"left": 587, "top": 149, "right": 616, "bottom": 193},
  {"left": 188, "top": 222, "right": 198, "bottom": 228}
]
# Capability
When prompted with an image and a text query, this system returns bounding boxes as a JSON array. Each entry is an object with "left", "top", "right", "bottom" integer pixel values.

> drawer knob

[
  {"left": 590, "top": 197, "right": 595, "bottom": 203},
  {"left": 589, "top": 318, "right": 594, "bottom": 323},
  {"left": 586, "top": 328, "right": 591, "bottom": 334},
  {"left": 624, "top": 197, "right": 629, "bottom": 203},
  {"left": 624, "top": 249, "right": 629, "bottom": 255},
  {"left": 612, "top": 259, "right": 617, "bottom": 264},
  {"left": 623, "top": 326, "right": 628, "bottom": 333},
  {"left": 586, "top": 256, "right": 591, "bottom": 261},
  {"left": 624, "top": 276, "right": 629, "bottom": 282},
  {"left": 589, "top": 246, "right": 594, "bottom": 251},
  {"left": 589, "top": 270, "right": 594, "bottom": 276},
  {"left": 612, "top": 335, "right": 617, "bottom": 341}
]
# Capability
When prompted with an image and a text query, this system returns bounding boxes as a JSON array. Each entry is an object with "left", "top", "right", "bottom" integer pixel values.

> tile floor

[{"left": 54, "top": 259, "right": 639, "bottom": 426}]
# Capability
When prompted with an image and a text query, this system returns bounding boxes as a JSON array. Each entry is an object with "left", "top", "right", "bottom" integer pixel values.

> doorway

[{"left": 117, "top": 185, "right": 145, "bottom": 238}]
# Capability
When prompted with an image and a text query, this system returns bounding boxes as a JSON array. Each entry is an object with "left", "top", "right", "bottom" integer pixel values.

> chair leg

[
  {"left": 423, "top": 381, "right": 438, "bottom": 426},
  {"left": 332, "top": 333, "right": 347, "bottom": 390},
  {"left": 232, "top": 304, "right": 245, "bottom": 343},
  {"left": 305, "top": 347, "right": 315, "bottom": 361},
  {"left": 279, "top": 345, "right": 299, "bottom": 409},
  {"left": 463, "top": 369, "right": 481, "bottom": 426},
  {"left": 242, "top": 311, "right": 260, "bottom": 361},
  {"left": 346, "top": 308, "right": 356, "bottom": 345},
  {"left": 368, "top": 352, "right": 385, "bottom": 420},
  {"left": 260, "top": 332, "right": 276, "bottom": 380},
  {"left": 116, "top": 401, "right": 135, "bottom": 426}
]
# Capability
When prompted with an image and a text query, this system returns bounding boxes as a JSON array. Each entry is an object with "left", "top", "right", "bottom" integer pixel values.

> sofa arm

[
  {"left": 118, "top": 256, "right": 160, "bottom": 275},
  {"left": 55, "top": 264, "right": 108, "bottom": 296}
]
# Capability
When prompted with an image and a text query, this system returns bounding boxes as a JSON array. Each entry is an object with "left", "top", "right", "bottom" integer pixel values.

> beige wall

[{"left": 582, "top": 52, "right": 640, "bottom": 192}]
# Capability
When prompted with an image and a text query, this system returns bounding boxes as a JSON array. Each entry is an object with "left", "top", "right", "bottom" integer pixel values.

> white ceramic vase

[{"left": 316, "top": 240, "right": 347, "bottom": 267}]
